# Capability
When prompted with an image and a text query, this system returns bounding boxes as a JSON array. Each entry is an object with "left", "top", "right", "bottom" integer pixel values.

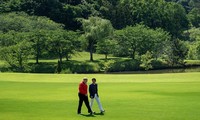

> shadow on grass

[
  {"left": 80, "top": 114, "right": 96, "bottom": 117},
  {"left": 94, "top": 112, "right": 105, "bottom": 116},
  {"left": 79, "top": 112, "right": 104, "bottom": 117}
]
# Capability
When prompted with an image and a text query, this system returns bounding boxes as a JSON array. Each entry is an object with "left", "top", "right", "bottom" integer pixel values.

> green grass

[
  {"left": 185, "top": 60, "right": 200, "bottom": 65},
  {"left": 0, "top": 73, "right": 200, "bottom": 120},
  {"left": 28, "top": 52, "right": 116, "bottom": 63},
  {"left": 1, "top": 52, "right": 200, "bottom": 73},
  {"left": 71, "top": 52, "right": 107, "bottom": 61}
]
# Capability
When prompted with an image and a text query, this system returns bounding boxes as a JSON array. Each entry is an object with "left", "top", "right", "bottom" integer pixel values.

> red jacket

[{"left": 79, "top": 82, "right": 88, "bottom": 95}]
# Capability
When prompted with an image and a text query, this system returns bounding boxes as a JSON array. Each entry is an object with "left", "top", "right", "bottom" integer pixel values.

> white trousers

[{"left": 90, "top": 94, "right": 104, "bottom": 112}]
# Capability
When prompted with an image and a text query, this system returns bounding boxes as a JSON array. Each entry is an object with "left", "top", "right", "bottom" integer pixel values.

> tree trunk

[
  {"left": 105, "top": 54, "right": 108, "bottom": 60},
  {"left": 66, "top": 53, "right": 69, "bottom": 61},
  {"left": 19, "top": 53, "right": 23, "bottom": 72},
  {"left": 59, "top": 49, "right": 62, "bottom": 63},
  {"left": 131, "top": 46, "right": 136, "bottom": 59},
  {"left": 36, "top": 41, "right": 39, "bottom": 64},
  {"left": 59, "top": 55, "right": 62, "bottom": 63},
  {"left": 36, "top": 53, "right": 39, "bottom": 64},
  {"left": 90, "top": 50, "right": 93, "bottom": 61},
  {"left": 57, "top": 60, "right": 62, "bottom": 74},
  {"left": 89, "top": 43, "right": 94, "bottom": 61},
  {"left": 132, "top": 50, "right": 135, "bottom": 59},
  {"left": 66, "top": 56, "right": 69, "bottom": 61}
]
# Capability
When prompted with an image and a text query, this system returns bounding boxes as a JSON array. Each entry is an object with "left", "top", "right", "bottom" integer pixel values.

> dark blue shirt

[{"left": 89, "top": 83, "right": 98, "bottom": 98}]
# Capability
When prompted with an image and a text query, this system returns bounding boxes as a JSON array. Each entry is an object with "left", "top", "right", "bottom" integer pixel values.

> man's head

[
  {"left": 83, "top": 77, "right": 88, "bottom": 84},
  {"left": 92, "top": 78, "right": 96, "bottom": 84}
]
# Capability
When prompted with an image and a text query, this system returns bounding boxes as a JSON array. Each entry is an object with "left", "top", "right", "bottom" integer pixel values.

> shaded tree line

[
  {"left": 0, "top": 13, "right": 80, "bottom": 71},
  {"left": 0, "top": 0, "right": 200, "bottom": 72},
  {"left": 0, "top": 0, "right": 199, "bottom": 30}
]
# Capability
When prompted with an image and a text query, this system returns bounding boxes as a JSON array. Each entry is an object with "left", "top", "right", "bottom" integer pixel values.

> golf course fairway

[{"left": 0, "top": 72, "right": 200, "bottom": 120}]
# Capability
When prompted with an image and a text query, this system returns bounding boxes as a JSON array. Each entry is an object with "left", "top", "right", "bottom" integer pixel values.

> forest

[{"left": 0, "top": 0, "right": 200, "bottom": 73}]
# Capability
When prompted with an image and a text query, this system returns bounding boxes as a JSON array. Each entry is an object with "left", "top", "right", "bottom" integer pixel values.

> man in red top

[{"left": 77, "top": 77, "right": 93, "bottom": 115}]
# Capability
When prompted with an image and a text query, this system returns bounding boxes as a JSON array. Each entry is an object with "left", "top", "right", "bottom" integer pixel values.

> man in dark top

[
  {"left": 89, "top": 78, "right": 105, "bottom": 113},
  {"left": 77, "top": 77, "right": 93, "bottom": 115}
]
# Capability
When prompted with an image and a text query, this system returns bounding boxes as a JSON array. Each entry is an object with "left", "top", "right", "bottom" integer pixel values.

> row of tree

[
  {"left": 0, "top": 0, "right": 200, "bottom": 72},
  {"left": 1, "top": 0, "right": 199, "bottom": 31},
  {"left": 0, "top": 13, "right": 80, "bottom": 71}
]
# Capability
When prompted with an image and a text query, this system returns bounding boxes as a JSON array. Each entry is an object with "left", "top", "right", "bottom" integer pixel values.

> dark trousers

[{"left": 77, "top": 93, "right": 92, "bottom": 114}]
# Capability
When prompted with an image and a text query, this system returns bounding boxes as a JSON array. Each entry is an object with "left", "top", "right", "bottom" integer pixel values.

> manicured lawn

[
  {"left": 0, "top": 73, "right": 200, "bottom": 120},
  {"left": 28, "top": 52, "right": 116, "bottom": 63}
]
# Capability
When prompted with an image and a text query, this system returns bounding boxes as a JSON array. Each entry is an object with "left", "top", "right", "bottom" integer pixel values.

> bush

[
  {"left": 151, "top": 60, "right": 169, "bottom": 69},
  {"left": 61, "top": 68, "right": 72, "bottom": 74},
  {"left": 30, "top": 63, "right": 56, "bottom": 73},
  {"left": 74, "top": 62, "right": 100, "bottom": 73},
  {"left": 140, "top": 51, "right": 153, "bottom": 70},
  {"left": 108, "top": 59, "right": 140, "bottom": 72},
  {"left": 62, "top": 61, "right": 100, "bottom": 73},
  {"left": 99, "top": 60, "right": 115, "bottom": 73}
]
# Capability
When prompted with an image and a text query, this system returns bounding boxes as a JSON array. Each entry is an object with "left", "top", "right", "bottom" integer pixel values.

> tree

[
  {"left": 0, "top": 31, "right": 16, "bottom": 47},
  {"left": 81, "top": 16, "right": 113, "bottom": 61},
  {"left": 114, "top": 24, "right": 170, "bottom": 59},
  {"left": 20, "top": 0, "right": 62, "bottom": 17},
  {"left": 0, "top": 12, "right": 32, "bottom": 32},
  {"left": 0, "top": 12, "right": 64, "bottom": 64},
  {"left": 62, "top": 30, "right": 80, "bottom": 61},
  {"left": 151, "top": 28, "right": 171, "bottom": 59},
  {"left": 164, "top": 39, "right": 188, "bottom": 66},
  {"left": 98, "top": 0, "right": 189, "bottom": 38},
  {"left": 56, "top": 60, "right": 62, "bottom": 74},
  {"left": 0, "top": 12, "right": 63, "bottom": 33},
  {"left": 0, "top": 34, "right": 33, "bottom": 72},
  {"left": 96, "top": 38, "right": 116, "bottom": 60},
  {"left": 19, "top": 0, "right": 96, "bottom": 30},
  {"left": 46, "top": 30, "right": 79, "bottom": 63},
  {"left": 189, "top": 0, "right": 200, "bottom": 9},
  {"left": 188, "top": 8, "right": 200, "bottom": 27},
  {"left": 114, "top": 26, "right": 139, "bottom": 59},
  {"left": 186, "top": 27, "right": 200, "bottom": 59},
  {"left": 0, "top": 0, "right": 21, "bottom": 13},
  {"left": 162, "top": 2, "right": 189, "bottom": 37},
  {"left": 29, "top": 15, "right": 63, "bottom": 63},
  {"left": 30, "top": 30, "right": 47, "bottom": 64}
]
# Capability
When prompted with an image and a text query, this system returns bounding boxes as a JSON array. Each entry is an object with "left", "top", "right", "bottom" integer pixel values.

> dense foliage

[{"left": 0, "top": 0, "right": 200, "bottom": 72}]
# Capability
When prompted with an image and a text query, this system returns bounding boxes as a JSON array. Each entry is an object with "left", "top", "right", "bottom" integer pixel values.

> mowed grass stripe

[
  {"left": 0, "top": 73, "right": 200, "bottom": 120},
  {"left": 0, "top": 72, "right": 199, "bottom": 83}
]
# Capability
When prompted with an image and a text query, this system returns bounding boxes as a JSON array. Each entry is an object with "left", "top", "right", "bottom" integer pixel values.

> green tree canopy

[
  {"left": 0, "top": 12, "right": 63, "bottom": 33},
  {"left": 114, "top": 24, "right": 170, "bottom": 59},
  {"left": 0, "top": 32, "right": 33, "bottom": 72},
  {"left": 81, "top": 16, "right": 113, "bottom": 61},
  {"left": 188, "top": 8, "right": 200, "bottom": 27},
  {"left": 46, "top": 30, "right": 80, "bottom": 63}
]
